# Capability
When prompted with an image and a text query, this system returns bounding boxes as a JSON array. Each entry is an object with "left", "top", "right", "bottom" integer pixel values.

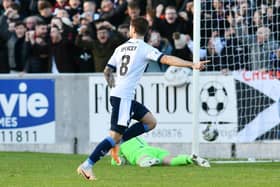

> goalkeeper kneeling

[{"left": 110, "top": 137, "right": 210, "bottom": 168}]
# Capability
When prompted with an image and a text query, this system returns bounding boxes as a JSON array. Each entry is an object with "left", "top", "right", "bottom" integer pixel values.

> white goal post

[{"left": 191, "top": 0, "right": 202, "bottom": 156}]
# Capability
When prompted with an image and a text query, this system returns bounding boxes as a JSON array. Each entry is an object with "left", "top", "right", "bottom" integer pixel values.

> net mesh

[{"left": 199, "top": 0, "right": 280, "bottom": 142}]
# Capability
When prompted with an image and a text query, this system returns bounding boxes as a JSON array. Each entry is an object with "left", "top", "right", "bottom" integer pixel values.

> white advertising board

[{"left": 89, "top": 74, "right": 237, "bottom": 143}]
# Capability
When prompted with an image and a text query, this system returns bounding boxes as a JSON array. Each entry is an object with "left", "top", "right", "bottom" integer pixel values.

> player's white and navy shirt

[{"left": 107, "top": 38, "right": 164, "bottom": 100}]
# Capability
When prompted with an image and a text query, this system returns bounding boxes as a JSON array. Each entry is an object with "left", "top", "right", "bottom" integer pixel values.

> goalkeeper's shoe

[
  {"left": 191, "top": 154, "right": 211, "bottom": 168},
  {"left": 110, "top": 145, "right": 122, "bottom": 165},
  {"left": 138, "top": 157, "right": 161, "bottom": 167},
  {"left": 77, "top": 164, "right": 96, "bottom": 180}
]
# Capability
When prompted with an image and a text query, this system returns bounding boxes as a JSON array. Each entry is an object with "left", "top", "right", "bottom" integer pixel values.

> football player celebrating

[{"left": 77, "top": 17, "right": 208, "bottom": 180}]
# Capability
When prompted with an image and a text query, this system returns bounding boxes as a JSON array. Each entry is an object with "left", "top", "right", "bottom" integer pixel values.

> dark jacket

[
  {"left": 220, "top": 36, "right": 249, "bottom": 70},
  {"left": 50, "top": 39, "right": 77, "bottom": 73},
  {"left": 76, "top": 32, "right": 126, "bottom": 72},
  {"left": 203, "top": 50, "right": 224, "bottom": 71},
  {"left": 24, "top": 39, "right": 50, "bottom": 73},
  {"left": 7, "top": 34, "right": 28, "bottom": 71},
  {"left": 98, "top": 2, "right": 127, "bottom": 27},
  {"left": 0, "top": 15, "right": 11, "bottom": 73},
  {"left": 172, "top": 44, "right": 193, "bottom": 61},
  {"left": 153, "top": 17, "right": 193, "bottom": 46}
]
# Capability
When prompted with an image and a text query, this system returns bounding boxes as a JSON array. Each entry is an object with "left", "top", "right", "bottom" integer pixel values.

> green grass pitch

[{"left": 0, "top": 152, "right": 279, "bottom": 187}]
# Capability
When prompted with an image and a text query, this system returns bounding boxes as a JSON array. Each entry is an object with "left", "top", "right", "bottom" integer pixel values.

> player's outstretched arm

[
  {"left": 104, "top": 66, "right": 115, "bottom": 88},
  {"left": 160, "top": 55, "right": 209, "bottom": 70}
]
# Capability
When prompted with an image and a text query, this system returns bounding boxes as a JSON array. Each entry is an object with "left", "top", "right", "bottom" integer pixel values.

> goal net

[{"left": 196, "top": 0, "right": 280, "bottom": 159}]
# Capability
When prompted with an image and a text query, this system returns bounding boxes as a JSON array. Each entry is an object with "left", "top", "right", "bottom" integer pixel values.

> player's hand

[
  {"left": 192, "top": 60, "right": 210, "bottom": 70},
  {"left": 156, "top": 4, "right": 164, "bottom": 18},
  {"left": 106, "top": 73, "right": 115, "bottom": 88},
  {"left": 108, "top": 76, "right": 115, "bottom": 88}
]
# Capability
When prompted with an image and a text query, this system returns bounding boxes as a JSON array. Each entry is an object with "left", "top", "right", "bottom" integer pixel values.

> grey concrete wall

[{"left": 0, "top": 74, "right": 279, "bottom": 159}]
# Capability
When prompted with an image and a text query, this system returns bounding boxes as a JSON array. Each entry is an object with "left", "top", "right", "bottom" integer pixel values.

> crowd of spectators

[{"left": 0, "top": 0, "right": 279, "bottom": 74}]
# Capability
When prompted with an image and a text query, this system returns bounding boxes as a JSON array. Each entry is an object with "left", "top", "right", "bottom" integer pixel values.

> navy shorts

[{"left": 110, "top": 96, "right": 150, "bottom": 134}]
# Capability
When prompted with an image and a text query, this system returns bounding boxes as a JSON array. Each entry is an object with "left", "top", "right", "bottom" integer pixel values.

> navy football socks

[
  {"left": 122, "top": 122, "right": 149, "bottom": 142},
  {"left": 88, "top": 136, "right": 116, "bottom": 166}
]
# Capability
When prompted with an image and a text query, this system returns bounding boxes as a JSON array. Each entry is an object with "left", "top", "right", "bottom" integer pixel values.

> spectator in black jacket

[
  {"left": 172, "top": 32, "right": 192, "bottom": 61},
  {"left": 50, "top": 25, "right": 77, "bottom": 73},
  {"left": 75, "top": 22, "right": 126, "bottom": 72},
  {"left": 153, "top": 5, "right": 192, "bottom": 47},
  {"left": 7, "top": 21, "right": 28, "bottom": 72},
  {"left": 220, "top": 27, "right": 249, "bottom": 71},
  {"left": 0, "top": 1, "right": 17, "bottom": 73},
  {"left": 0, "top": 15, "right": 10, "bottom": 73},
  {"left": 24, "top": 21, "right": 50, "bottom": 73},
  {"left": 98, "top": 0, "right": 127, "bottom": 27}
]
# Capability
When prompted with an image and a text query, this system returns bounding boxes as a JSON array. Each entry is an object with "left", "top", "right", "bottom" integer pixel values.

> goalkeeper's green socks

[{"left": 170, "top": 155, "right": 193, "bottom": 166}]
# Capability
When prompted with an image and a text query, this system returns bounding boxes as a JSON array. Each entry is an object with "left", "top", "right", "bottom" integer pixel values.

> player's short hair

[{"left": 130, "top": 17, "right": 149, "bottom": 36}]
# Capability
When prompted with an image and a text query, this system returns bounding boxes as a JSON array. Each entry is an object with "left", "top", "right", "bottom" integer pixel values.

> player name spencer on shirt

[{"left": 120, "top": 46, "right": 137, "bottom": 52}]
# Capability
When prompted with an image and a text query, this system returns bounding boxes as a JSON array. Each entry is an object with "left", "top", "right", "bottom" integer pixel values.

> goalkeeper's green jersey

[
  {"left": 118, "top": 137, "right": 169, "bottom": 165},
  {"left": 120, "top": 137, "right": 149, "bottom": 165}
]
